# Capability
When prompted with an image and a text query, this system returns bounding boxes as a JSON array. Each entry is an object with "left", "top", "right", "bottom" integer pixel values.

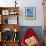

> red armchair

[{"left": 21, "top": 28, "right": 41, "bottom": 46}]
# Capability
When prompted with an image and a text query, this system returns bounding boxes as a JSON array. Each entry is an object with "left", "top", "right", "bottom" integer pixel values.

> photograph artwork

[{"left": 25, "top": 7, "right": 36, "bottom": 20}]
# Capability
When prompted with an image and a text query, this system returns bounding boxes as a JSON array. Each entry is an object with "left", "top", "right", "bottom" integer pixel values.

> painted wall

[
  {"left": 0, "top": 0, "right": 44, "bottom": 26},
  {"left": 0, "top": 0, "right": 15, "bottom": 7},
  {"left": 18, "top": 0, "right": 44, "bottom": 26},
  {"left": 0, "top": 0, "right": 44, "bottom": 45},
  {"left": 18, "top": 26, "right": 44, "bottom": 44}
]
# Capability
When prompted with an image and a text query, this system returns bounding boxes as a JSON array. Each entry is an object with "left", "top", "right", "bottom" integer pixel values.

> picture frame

[
  {"left": 25, "top": 7, "right": 36, "bottom": 20},
  {"left": 9, "top": 10, "right": 17, "bottom": 15},
  {"left": 2, "top": 10, "right": 9, "bottom": 15}
]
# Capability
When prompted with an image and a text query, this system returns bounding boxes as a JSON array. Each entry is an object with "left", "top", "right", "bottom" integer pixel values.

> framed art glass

[{"left": 25, "top": 7, "right": 36, "bottom": 20}]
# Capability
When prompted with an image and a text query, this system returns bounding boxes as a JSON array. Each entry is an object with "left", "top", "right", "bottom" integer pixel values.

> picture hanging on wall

[{"left": 25, "top": 7, "right": 36, "bottom": 20}]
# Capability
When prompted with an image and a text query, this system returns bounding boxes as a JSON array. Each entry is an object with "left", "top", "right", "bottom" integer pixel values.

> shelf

[
  {"left": 0, "top": 24, "right": 20, "bottom": 32},
  {"left": 2, "top": 40, "right": 19, "bottom": 43},
  {"left": 0, "top": 7, "right": 19, "bottom": 46},
  {"left": 2, "top": 41, "right": 19, "bottom": 46},
  {"left": 0, "top": 7, "right": 19, "bottom": 10},
  {"left": 0, "top": 7, "right": 19, "bottom": 24},
  {"left": 0, "top": 7, "right": 19, "bottom": 16},
  {"left": 1, "top": 15, "right": 18, "bottom": 24}
]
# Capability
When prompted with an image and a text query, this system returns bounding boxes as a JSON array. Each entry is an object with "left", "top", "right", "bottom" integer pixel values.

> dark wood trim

[
  {"left": 0, "top": 24, "right": 20, "bottom": 32},
  {"left": 0, "top": 7, "right": 19, "bottom": 10}
]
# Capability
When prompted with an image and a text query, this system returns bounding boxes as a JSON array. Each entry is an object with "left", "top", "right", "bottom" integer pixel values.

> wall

[
  {"left": 18, "top": 0, "right": 44, "bottom": 26},
  {"left": 18, "top": 26, "right": 44, "bottom": 44},
  {"left": 0, "top": 0, "right": 15, "bottom": 7},
  {"left": 0, "top": 0, "right": 44, "bottom": 26},
  {"left": 0, "top": 0, "right": 44, "bottom": 44}
]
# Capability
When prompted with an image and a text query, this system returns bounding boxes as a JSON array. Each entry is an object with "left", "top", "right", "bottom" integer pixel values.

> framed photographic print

[
  {"left": 25, "top": 7, "right": 36, "bottom": 20},
  {"left": 2, "top": 10, "right": 9, "bottom": 15}
]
